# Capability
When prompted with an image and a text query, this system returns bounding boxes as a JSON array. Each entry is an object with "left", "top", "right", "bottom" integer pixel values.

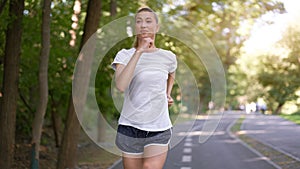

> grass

[
  {"left": 230, "top": 115, "right": 245, "bottom": 133},
  {"left": 280, "top": 112, "right": 300, "bottom": 125}
]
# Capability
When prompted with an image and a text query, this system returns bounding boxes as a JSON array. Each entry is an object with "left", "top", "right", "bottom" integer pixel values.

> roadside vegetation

[
  {"left": 281, "top": 111, "right": 300, "bottom": 125},
  {"left": 231, "top": 116, "right": 300, "bottom": 169}
]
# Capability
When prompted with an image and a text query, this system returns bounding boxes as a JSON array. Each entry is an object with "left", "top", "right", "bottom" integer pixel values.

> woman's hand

[
  {"left": 137, "top": 37, "right": 157, "bottom": 53},
  {"left": 167, "top": 95, "right": 174, "bottom": 107}
]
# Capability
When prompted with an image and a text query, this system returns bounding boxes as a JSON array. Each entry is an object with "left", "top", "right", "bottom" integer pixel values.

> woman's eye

[{"left": 146, "top": 20, "right": 152, "bottom": 23}]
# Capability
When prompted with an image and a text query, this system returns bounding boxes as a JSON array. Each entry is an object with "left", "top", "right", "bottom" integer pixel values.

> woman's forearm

[
  {"left": 115, "top": 50, "right": 143, "bottom": 92},
  {"left": 166, "top": 72, "right": 175, "bottom": 96}
]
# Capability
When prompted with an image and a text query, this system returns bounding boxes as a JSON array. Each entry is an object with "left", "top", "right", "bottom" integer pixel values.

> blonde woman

[{"left": 112, "top": 7, "right": 177, "bottom": 169}]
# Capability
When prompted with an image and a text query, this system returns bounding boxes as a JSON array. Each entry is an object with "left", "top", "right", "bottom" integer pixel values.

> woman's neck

[{"left": 137, "top": 37, "right": 156, "bottom": 48}]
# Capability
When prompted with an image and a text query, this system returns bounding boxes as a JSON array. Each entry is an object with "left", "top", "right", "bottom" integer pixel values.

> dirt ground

[{"left": 13, "top": 128, "right": 120, "bottom": 169}]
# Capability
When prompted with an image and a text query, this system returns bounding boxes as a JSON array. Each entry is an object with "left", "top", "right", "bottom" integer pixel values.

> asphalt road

[
  {"left": 164, "top": 112, "right": 278, "bottom": 169},
  {"left": 242, "top": 113, "right": 300, "bottom": 161},
  {"left": 109, "top": 112, "right": 279, "bottom": 169}
]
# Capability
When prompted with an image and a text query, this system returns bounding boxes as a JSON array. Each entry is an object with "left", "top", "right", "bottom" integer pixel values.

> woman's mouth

[{"left": 140, "top": 30, "right": 149, "bottom": 34}]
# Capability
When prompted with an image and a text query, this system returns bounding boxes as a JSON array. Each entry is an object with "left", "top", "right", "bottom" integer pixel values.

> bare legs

[
  {"left": 122, "top": 145, "right": 169, "bottom": 169},
  {"left": 122, "top": 156, "right": 143, "bottom": 169}
]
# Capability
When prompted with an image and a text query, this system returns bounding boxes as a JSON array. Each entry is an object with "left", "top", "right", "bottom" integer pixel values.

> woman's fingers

[{"left": 167, "top": 96, "right": 174, "bottom": 107}]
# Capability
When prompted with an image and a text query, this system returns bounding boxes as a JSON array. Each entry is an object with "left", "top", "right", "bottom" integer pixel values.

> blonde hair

[{"left": 133, "top": 7, "right": 158, "bottom": 48}]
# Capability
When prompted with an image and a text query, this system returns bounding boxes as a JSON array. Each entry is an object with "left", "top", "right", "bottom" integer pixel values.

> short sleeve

[
  {"left": 111, "top": 49, "right": 130, "bottom": 71},
  {"left": 168, "top": 51, "right": 177, "bottom": 73}
]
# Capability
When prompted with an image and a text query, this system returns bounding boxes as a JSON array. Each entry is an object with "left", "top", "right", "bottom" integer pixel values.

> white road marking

[
  {"left": 180, "top": 167, "right": 191, "bottom": 169},
  {"left": 183, "top": 148, "right": 192, "bottom": 153},
  {"left": 184, "top": 142, "right": 192, "bottom": 147},
  {"left": 182, "top": 155, "right": 192, "bottom": 162},
  {"left": 185, "top": 137, "right": 193, "bottom": 142}
]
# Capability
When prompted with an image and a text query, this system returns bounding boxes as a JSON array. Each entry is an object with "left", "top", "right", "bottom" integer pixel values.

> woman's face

[{"left": 135, "top": 11, "right": 159, "bottom": 39}]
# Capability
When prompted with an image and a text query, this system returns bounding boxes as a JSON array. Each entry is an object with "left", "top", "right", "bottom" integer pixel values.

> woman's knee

[{"left": 143, "top": 161, "right": 161, "bottom": 169}]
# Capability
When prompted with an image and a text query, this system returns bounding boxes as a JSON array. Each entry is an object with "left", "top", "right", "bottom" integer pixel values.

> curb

[
  {"left": 107, "top": 158, "right": 122, "bottom": 169},
  {"left": 249, "top": 137, "right": 300, "bottom": 162},
  {"left": 226, "top": 117, "right": 281, "bottom": 169},
  {"left": 241, "top": 116, "right": 300, "bottom": 163}
]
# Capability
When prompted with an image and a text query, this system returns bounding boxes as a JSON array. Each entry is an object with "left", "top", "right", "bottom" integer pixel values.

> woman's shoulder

[
  {"left": 158, "top": 48, "right": 174, "bottom": 54},
  {"left": 117, "top": 48, "right": 136, "bottom": 55},
  {"left": 158, "top": 48, "right": 176, "bottom": 58}
]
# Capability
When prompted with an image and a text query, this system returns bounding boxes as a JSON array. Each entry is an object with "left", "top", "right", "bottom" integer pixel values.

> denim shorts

[{"left": 115, "top": 125, "right": 172, "bottom": 155}]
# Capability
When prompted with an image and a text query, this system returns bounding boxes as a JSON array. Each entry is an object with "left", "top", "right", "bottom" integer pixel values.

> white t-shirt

[{"left": 112, "top": 48, "right": 177, "bottom": 131}]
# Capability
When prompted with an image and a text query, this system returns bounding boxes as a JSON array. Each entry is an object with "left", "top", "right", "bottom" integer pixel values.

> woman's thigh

[
  {"left": 143, "top": 145, "right": 169, "bottom": 169},
  {"left": 122, "top": 154, "right": 143, "bottom": 169}
]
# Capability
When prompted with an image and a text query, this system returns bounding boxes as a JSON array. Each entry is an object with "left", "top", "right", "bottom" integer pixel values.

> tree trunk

[
  {"left": 110, "top": 0, "right": 117, "bottom": 17},
  {"left": 0, "top": 0, "right": 24, "bottom": 168},
  {"left": 57, "top": 0, "right": 102, "bottom": 168},
  {"left": 95, "top": 0, "right": 117, "bottom": 143},
  {"left": 51, "top": 106, "right": 62, "bottom": 147},
  {"left": 30, "top": 0, "right": 51, "bottom": 168},
  {"left": 57, "top": 101, "right": 80, "bottom": 169},
  {"left": 50, "top": 92, "right": 63, "bottom": 147},
  {"left": 274, "top": 102, "right": 284, "bottom": 115}
]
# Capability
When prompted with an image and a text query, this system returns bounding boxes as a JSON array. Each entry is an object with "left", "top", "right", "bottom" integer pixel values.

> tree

[
  {"left": 0, "top": 0, "right": 8, "bottom": 15},
  {"left": 30, "top": 0, "right": 51, "bottom": 168},
  {"left": 257, "top": 26, "right": 300, "bottom": 114},
  {"left": 0, "top": 0, "right": 24, "bottom": 168},
  {"left": 47, "top": 0, "right": 80, "bottom": 148},
  {"left": 230, "top": 5, "right": 300, "bottom": 113},
  {"left": 163, "top": 0, "right": 285, "bottom": 112},
  {"left": 110, "top": 0, "right": 116, "bottom": 17},
  {"left": 57, "top": 0, "right": 102, "bottom": 168}
]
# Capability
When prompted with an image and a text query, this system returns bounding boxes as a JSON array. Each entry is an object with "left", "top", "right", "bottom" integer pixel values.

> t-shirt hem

[{"left": 118, "top": 122, "right": 173, "bottom": 132}]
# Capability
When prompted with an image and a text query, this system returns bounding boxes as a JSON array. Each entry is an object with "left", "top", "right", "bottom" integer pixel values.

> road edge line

[
  {"left": 227, "top": 117, "right": 281, "bottom": 169},
  {"left": 107, "top": 158, "right": 122, "bottom": 169},
  {"left": 242, "top": 115, "right": 300, "bottom": 162}
]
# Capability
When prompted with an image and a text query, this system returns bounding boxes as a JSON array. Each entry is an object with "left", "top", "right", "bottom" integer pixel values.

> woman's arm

[
  {"left": 114, "top": 50, "right": 143, "bottom": 92},
  {"left": 115, "top": 37, "right": 156, "bottom": 92},
  {"left": 166, "top": 72, "right": 175, "bottom": 106}
]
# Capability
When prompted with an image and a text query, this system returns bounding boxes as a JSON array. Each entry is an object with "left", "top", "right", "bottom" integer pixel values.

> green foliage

[
  {"left": 281, "top": 111, "right": 300, "bottom": 125},
  {"left": 171, "top": 0, "right": 284, "bottom": 67},
  {"left": 0, "top": 2, "right": 9, "bottom": 61},
  {"left": 256, "top": 27, "right": 300, "bottom": 113},
  {"left": 230, "top": 16, "right": 300, "bottom": 114},
  {"left": 258, "top": 56, "right": 299, "bottom": 98},
  {"left": 162, "top": 0, "right": 285, "bottom": 111},
  {"left": 95, "top": 37, "right": 134, "bottom": 127},
  {"left": 16, "top": 0, "right": 80, "bottom": 134},
  {"left": 16, "top": 0, "right": 42, "bottom": 135},
  {"left": 0, "top": 2, "right": 9, "bottom": 98},
  {"left": 1, "top": 0, "right": 290, "bottom": 138}
]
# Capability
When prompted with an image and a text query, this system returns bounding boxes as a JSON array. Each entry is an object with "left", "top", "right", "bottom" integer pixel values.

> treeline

[{"left": 0, "top": 0, "right": 297, "bottom": 169}]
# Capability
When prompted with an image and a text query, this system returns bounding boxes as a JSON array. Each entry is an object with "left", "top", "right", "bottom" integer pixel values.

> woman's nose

[{"left": 141, "top": 21, "right": 146, "bottom": 28}]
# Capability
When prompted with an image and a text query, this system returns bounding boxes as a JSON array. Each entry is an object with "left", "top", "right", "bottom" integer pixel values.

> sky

[{"left": 243, "top": 0, "right": 300, "bottom": 55}]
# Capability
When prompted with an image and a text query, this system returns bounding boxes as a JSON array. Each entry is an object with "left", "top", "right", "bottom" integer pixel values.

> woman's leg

[
  {"left": 142, "top": 145, "right": 169, "bottom": 169},
  {"left": 122, "top": 153, "right": 143, "bottom": 169}
]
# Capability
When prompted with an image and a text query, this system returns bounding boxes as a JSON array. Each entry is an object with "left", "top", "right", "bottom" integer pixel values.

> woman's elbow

[
  {"left": 114, "top": 75, "right": 127, "bottom": 92},
  {"left": 116, "top": 83, "right": 126, "bottom": 93}
]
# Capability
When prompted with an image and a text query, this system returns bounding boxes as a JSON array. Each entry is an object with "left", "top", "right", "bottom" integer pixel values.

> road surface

[
  {"left": 109, "top": 112, "right": 279, "bottom": 169},
  {"left": 242, "top": 113, "right": 300, "bottom": 161}
]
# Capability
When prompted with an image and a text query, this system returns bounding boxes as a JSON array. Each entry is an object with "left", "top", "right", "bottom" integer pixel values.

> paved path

[
  {"left": 242, "top": 113, "right": 300, "bottom": 161},
  {"left": 164, "top": 112, "right": 277, "bottom": 169},
  {"left": 110, "top": 112, "right": 279, "bottom": 169}
]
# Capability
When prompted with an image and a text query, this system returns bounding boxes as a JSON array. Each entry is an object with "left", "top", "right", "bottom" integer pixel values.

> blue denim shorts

[{"left": 115, "top": 125, "right": 172, "bottom": 155}]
